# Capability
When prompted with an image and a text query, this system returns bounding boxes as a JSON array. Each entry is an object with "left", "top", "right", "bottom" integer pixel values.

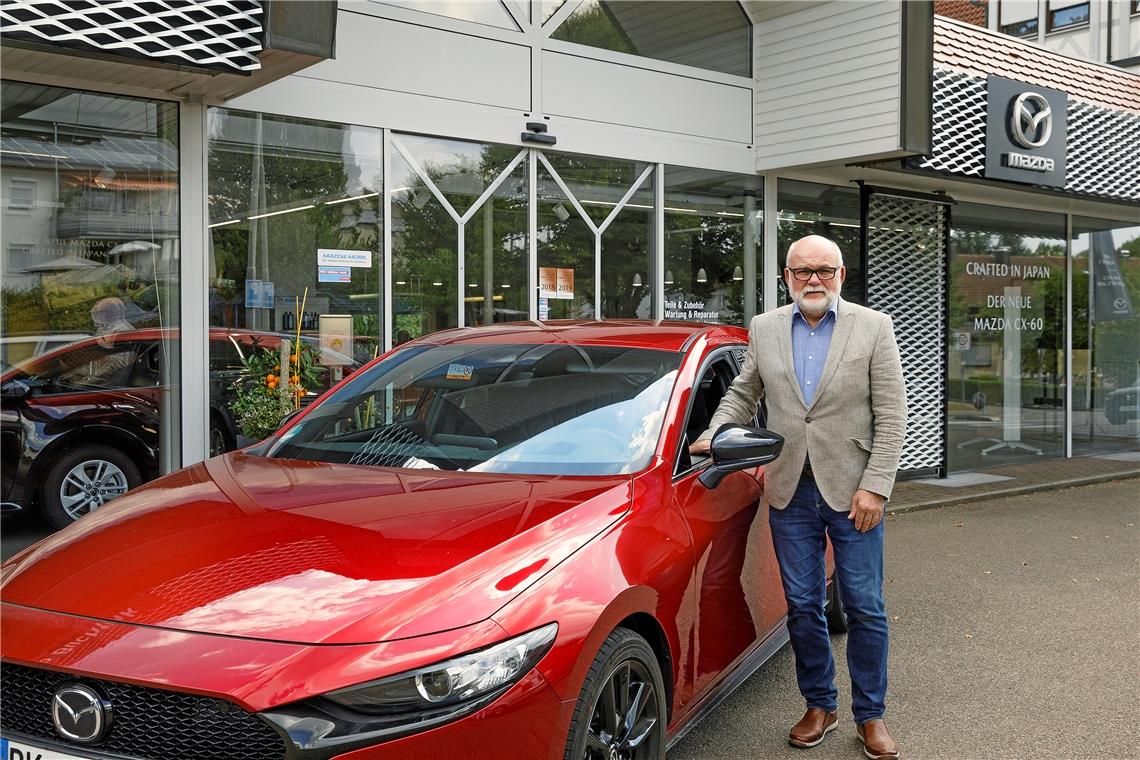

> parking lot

[{"left": 669, "top": 479, "right": 1140, "bottom": 760}]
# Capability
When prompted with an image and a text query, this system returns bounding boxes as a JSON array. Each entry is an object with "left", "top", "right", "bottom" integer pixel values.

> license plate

[{"left": 1, "top": 737, "right": 90, "bottom": 760}]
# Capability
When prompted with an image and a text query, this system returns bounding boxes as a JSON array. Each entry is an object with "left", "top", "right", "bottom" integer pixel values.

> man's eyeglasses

[{"left": 787, "top": 267, "right": 839, "bottom": 281}]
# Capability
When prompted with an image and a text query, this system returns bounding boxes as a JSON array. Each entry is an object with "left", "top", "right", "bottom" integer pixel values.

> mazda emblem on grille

[{"left": 52, "top": 683, "right": 112, "bottom": 743}]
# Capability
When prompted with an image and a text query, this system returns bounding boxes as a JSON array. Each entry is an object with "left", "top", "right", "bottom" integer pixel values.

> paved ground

[{"left": 669, "top": 478, "right": 1140, "bottom": 760}]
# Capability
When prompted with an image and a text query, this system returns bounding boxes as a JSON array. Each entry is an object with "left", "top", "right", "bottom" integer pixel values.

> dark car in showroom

[
  {"left": 0, "top": 321, "right": 845, "bottom": 760},
  {"left": 0, "top": 328, "right": 356, "bottom": 529}
]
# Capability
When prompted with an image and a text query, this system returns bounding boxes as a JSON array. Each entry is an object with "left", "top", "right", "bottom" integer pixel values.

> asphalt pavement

[{"left": 668, "top": 478, "right": 1140, "bottom": 760}]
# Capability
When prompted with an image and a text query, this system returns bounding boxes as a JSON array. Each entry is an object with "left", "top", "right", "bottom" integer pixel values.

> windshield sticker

[{"left": 446, "top": 363, "right": 474, "bottom": 381}]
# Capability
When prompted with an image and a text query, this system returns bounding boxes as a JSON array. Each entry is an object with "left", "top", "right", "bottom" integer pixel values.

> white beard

[{"left": 794, "top": 288, "right": 836, "bottom": 317}]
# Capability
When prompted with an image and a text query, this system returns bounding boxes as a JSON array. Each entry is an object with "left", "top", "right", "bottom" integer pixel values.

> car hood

[{"left": 0, "top": 453, "right": 632, "bottom": 645}]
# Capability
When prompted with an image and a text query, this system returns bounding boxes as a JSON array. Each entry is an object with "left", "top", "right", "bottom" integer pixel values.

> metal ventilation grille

[
  {"left": 917, "top": 69, "right": 986, "bottom": 177},
  {"left": 0, "top": 0, "right": 264, "bottom": 72},
  {"left": 865, "top": 194, "right": 947, "bottom": 473},
  {"left": 915, "top": 68, "right": 1140, "bottom": 203},
  {"left": 1067, "top": 101, "right": 1140, "bottom": 202}
]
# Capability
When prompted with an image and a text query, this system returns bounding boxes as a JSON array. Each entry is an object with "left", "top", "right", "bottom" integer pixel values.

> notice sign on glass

[
  {"left": 540, "top": 267, "right": 574, "bottom": 299},
  {"left": 318, "top": 266, "right": 351, "bottom": 283},
  {"left": 317, "top": 248, "right": 372, "bottom": 268},
  {"left": 319, "top": 314, "right": 353, "bottom": 366}
]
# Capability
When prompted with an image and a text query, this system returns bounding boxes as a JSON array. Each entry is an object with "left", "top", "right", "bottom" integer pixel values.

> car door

[{"left": 671, "top": 346, "right": 787, "bottom": 702}]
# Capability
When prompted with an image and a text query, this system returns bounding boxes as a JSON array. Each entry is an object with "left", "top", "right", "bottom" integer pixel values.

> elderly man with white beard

[{"left": 690, "top": 235, "right": 907, "bottom": 759}]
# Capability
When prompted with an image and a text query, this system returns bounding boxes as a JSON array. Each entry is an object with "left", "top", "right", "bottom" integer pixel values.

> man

[
  {"left": 90, "top": 297, "right": 135, "bottom": 337},
  {"left": 691, "top": 235, "right": 906, "bottom": 759}
]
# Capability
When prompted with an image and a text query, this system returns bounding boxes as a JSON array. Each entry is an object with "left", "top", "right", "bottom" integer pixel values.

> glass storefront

[
  {"left": 207, "top": 109, "right": 383, "bottom": 448},
  {"left": 777, "top": 180, "right": 863, "bottom": 307},
  {"left": 1071, "top": 217, "right": 1140, "bottom": 455},
  {"left": 1, "top": 82, "right": 181, "bottom": 523},
  {"left": 537, "top": 151, "right": 655, "bottom": 320},
  {"left": 663, "top": 167, "right": 762, "bottom": 324},
  {"left": 948, "top": 203, "right": 1067, "bottom": 472},
  {"left": 390, "top": 134, "right": 528, "bottom": 338}
]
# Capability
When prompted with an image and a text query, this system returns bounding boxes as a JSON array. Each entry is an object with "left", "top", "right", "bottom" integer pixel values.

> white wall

[
  {"left": 227, "top": 1, "right": 757, "bottom": 173},
  {"left": 753, "top": 0, "right": 908, "bottom": 170}
]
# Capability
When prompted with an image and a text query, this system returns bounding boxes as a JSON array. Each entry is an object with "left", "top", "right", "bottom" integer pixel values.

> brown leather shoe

[
  {"left": 857, "top": 719, "right": 900, "bottom": 759},
  {"left": 788, "top": 707, "right": 838, "bottom": 748}
]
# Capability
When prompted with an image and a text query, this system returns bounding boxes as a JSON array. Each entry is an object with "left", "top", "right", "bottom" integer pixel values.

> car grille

[{"left": 0, "top": 662, "right": 287, "bottom": 760}]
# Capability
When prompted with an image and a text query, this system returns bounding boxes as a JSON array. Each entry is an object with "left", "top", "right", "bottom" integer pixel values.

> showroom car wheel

[
  {"left": 209, "top": 415, "right": 234, "bottom": 457},
  {"left": 41, "top": 445, "right": 141, "bottom": 530},
  {"left": 564, "top": 628, "right": 666, "bottom": 760},
  {"left": 826, "top": 579, "right": 848, "bottom": 634}
]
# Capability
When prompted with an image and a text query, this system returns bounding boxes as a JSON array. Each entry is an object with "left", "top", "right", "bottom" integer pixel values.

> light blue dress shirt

[{"left": 791, "top": 298, "right": 839, "bottom": 406}]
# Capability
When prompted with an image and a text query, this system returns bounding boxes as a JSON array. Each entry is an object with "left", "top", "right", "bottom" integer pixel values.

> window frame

[
  {"left": 6, "top": 178, "right": 36, "bottom": 213},
  {"left": 1045, "top": 1, "right": 1090, "bottom": 32},
  {"left": 673, "top": 344, "right": 751, "bottom": 479}
]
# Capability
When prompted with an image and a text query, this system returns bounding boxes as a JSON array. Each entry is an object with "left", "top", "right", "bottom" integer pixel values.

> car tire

[
  {"left": 825, "top": 579, "right": 848, "bottom": 635},
  {"left": 40, "top": 445, "right": 141, "bottom": 530},
  {"left": 563, "top": 628, "right": 667, "bottom": 760},
  {"left": 209, "top": 414, "right": 234, "bottom": 458}
]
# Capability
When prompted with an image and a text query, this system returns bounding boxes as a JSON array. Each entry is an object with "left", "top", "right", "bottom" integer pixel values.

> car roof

[{"left": 407, "top": 320, "right": 747, "bottom": 352}]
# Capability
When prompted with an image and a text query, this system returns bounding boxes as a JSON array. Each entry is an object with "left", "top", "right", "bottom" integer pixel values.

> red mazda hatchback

[{"left": 0, "top": 321, "right": 841, "bottom": 760}]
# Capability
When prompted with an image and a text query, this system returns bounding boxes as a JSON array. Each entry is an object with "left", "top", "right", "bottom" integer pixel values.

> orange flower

[
  {"left": 290, "top": 374, "right": 301, "bottom": 385},
  {"left": 265, "top": 373, "right": 276, "bottom": 383}
]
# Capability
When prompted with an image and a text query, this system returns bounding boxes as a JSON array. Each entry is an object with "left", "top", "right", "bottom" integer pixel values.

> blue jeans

[{"left": 769, "top": 475, "right": 888, "bottom": 723}]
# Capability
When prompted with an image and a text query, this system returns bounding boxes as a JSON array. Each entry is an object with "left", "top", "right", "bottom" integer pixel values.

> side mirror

[
  {"left": 698, "top": 423, "right": 784, "bottom": 489},
  {"left": 1, "top": 379, "right": 31, "bottom": 400}
]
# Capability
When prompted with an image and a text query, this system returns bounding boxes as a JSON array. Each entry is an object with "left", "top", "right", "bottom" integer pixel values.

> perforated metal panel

[
  {"left": 0, "top": 0, "right": 264, "bottom": 72},
  {"left": 915, "top": 68, "right": 1140, "bottom": 203},
  {"left": 1066, "top": 101, "right": 1140, "bottom": 201},
  {"left": 865, "top": 194, "right": 947, "bottom": 473},
  {"left": 918, "top": 70, "right": 987, "bottom": 177}
]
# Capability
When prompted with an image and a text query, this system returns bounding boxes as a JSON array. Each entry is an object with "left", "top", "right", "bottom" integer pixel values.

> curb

[{"left": 886, "top": 468, "right": 1140, "bottom": 515}]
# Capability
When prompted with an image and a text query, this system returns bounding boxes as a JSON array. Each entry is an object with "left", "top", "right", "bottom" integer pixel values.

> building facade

[{"left": 2, "top": 0, "right": 1137, "bottom": 511}]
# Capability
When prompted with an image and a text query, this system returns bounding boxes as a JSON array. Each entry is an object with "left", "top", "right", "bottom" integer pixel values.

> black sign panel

[{"left": 985, "top": 76, "right": 1068, "bottom": 188}]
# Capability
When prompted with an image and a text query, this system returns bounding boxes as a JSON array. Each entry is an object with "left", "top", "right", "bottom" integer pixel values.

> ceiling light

[
  {"left": 732, "top": 265, "right": 743, "bottom": 281},
  {"left": 247, "top": 204, "right": 316, "bottom": 220},
  {"left": 412, "top": 190, "right": 431, "bottom": 209},
  {"left": 696, "top": 267, "right": 707, "bottom": 283},
  {"left": 632, "top": 273, "right": 643, "bottom": 287},
  {"left": 664, "top": 270, "right": 674, "bottom": 285},
  {"left": 553, "top": 203, "right": 570, "bottom": 222}
]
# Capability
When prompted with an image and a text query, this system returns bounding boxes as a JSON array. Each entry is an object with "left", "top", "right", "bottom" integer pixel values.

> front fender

[{"left": 492, "top": 465, "right": 695, "bottom": 718}]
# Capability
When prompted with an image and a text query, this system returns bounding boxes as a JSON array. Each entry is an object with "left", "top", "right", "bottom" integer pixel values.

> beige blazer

[{"left": 699, "top": 300, "right": 907, "bottom": 511}]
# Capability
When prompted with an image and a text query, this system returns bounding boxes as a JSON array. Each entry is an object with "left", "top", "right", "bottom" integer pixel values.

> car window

[
  {"left": 209, "top": 336, "right": 246, "bottom": 372},
  {"left": 15, "top": 342, "right": 141, "bottom": 392},
  {"left": 266, "top": 343, "right": 682, "bottom": 476},
  {"left": 675, "top": 352, "right": 741, "bottom": 476}
]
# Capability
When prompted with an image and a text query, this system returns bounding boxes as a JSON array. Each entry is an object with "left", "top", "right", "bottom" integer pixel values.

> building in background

[{"left": 2, "top": 1, "right": 1137, "bottom": 518}]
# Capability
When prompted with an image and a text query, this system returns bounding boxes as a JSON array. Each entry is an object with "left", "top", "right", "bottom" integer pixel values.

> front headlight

[{"left": 261, "top": 623, "right": 557, "bottom": 753}]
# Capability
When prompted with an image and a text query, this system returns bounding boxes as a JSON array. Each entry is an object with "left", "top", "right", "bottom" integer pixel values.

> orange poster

[
  {"left": 539, "top": 267, "right": 558, "bottom": 298},
  {"left": 556, "top": 268, "right": 574, "bottom": 299}
]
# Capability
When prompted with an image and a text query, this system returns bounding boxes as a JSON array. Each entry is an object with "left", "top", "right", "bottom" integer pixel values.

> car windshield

[{"left": 264, "top": 343, "right": 681, "bottom": 476}]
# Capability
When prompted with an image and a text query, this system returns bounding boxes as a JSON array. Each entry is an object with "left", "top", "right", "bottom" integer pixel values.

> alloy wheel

[
  {"left": 582, "top": 660, "right": 661, "bottom": 760},
  {"left": 59, "top": 459, "right": 129, "bottom": 519}
]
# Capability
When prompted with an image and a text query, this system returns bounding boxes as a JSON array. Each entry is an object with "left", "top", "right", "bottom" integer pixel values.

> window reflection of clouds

[{"left": 473, "top": 371, "right": 676, "bottom": 475}]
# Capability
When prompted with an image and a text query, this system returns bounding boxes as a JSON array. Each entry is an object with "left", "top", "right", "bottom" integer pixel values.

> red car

[
  {"left": 0, "top": 322, "right": 841, "bottom": 760},
  {"left": 1, "top": 328, "right": 357, "bottom": 530}
]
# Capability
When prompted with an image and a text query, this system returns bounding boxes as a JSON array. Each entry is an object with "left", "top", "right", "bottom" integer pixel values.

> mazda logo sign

[
  {"left": 52, "top": 683, "right": 112, "bottom": 744},
  {"left": 1009, "top": 92, "right": 1053, "bottom": 149}
]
